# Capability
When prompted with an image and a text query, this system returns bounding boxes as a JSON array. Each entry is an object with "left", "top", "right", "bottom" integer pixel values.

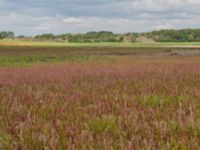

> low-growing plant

[{"left": 89, "top": 118, "right": 120, "bottom": 136}]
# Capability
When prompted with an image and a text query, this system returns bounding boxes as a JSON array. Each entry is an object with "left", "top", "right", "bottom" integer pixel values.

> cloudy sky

[{"left": 0, "top": 0, "right": 200, "bottom": 35}]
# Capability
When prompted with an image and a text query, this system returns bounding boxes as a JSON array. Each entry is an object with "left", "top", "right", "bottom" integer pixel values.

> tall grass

[{"left": 0, "top": 56, "right": 200, "bottom": 149}]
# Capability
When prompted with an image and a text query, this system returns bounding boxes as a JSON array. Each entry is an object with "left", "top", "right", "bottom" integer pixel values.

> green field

[
  {"left": 1, "top": 39, "right": 200, "bottom": 47},
  {"left": 0, "top": 44, "right": 200, "bottom": 67}
]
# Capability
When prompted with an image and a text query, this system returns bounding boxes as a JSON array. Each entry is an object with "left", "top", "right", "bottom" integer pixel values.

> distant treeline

[
  {"left": 34, "top": 31, "right": 125, "bottom": 42},
  {"left": 0, "top": 31, "right": 15, "bottom": 39},
  {"left": 149, "top": 29, "right": 200, "bottom": 42},
  {"left": 1, "top": 29, "right": 200, "bottom": 42}
]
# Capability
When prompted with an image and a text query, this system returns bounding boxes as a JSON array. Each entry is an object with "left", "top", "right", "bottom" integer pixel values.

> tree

[{"left": 0, "top": 31, "right": 15, "bottom": 39}]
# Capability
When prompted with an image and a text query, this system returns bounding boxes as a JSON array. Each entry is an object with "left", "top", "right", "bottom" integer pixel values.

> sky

[{"left": 0, "top": 0, "right": 200, "bottom": 35}]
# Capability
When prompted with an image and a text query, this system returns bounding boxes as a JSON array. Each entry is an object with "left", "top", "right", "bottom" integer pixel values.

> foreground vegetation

[{"left": 0, "top": 54, "right": 200, "bottom": 149}]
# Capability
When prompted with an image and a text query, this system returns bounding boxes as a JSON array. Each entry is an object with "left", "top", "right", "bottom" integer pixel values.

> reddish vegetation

[{"left": 0, "top": 56, "right": 200, "bottom": 149}]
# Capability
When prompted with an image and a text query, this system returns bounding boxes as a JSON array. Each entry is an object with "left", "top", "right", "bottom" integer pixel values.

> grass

[
  {"left": 0, "top": 55, "right": 200, "bottom": 149},
  {"left": 0, "top": 55, "right": 100, "bottom": 67},
  {"left": 1, "top": 39, "right": 200, "bottom": 47},
  {"left": 89, "top": 118, "right": 119, "bottom": 135}
]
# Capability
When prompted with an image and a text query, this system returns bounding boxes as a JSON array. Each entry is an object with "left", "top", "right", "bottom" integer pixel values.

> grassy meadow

[
  {"left": 0, "top": 44, "right": 200, "bottom": 149},
  {"left": 1, "top": 39, "right": 200, "bottom": 47}
]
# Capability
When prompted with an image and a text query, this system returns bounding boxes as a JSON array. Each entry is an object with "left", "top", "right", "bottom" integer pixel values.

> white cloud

[
  {"left": 62, "top": 17, "right": 84, "bottom": 24},
  {"left": 187, "top": 0, "right": 200, "bottom": 4},
  {"left": 63, "top": 17, "right": 131, "bottom": 26},
  {"left": 0, "top": 0, "right": 200, "bottom": 35},
  {"left": 154, "top": 24, "right": 174, "bottom": 30}
]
